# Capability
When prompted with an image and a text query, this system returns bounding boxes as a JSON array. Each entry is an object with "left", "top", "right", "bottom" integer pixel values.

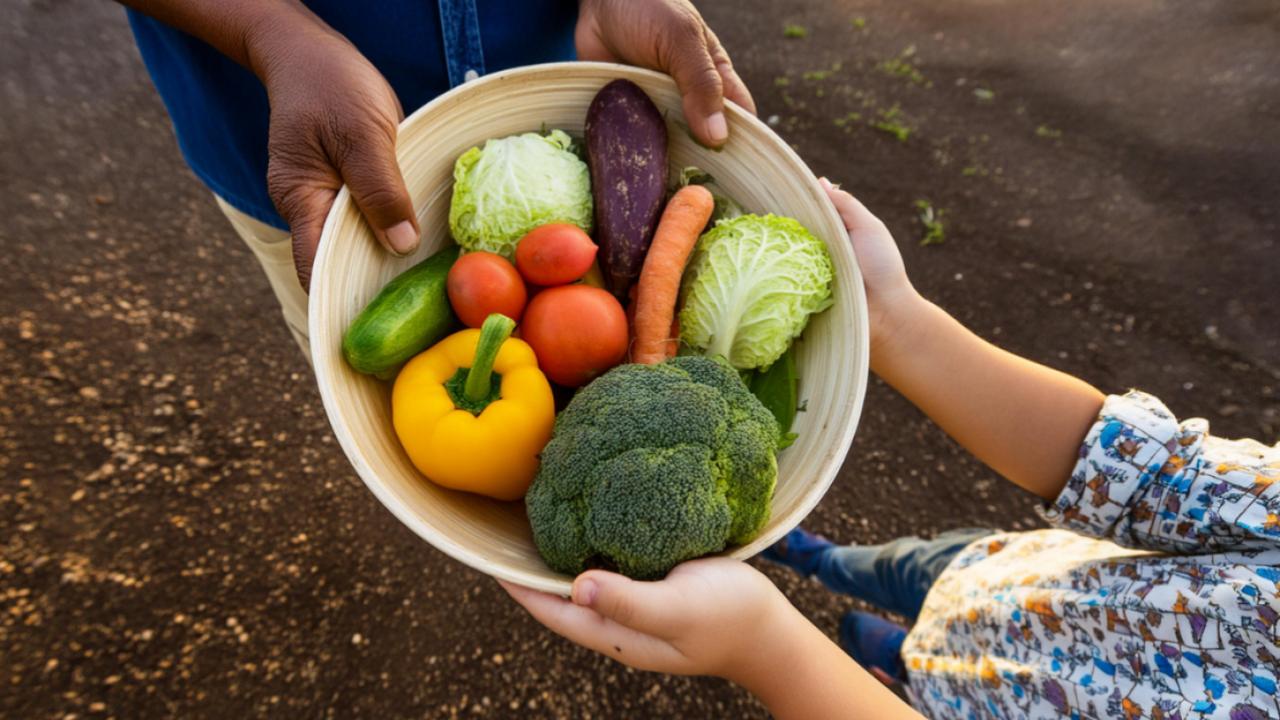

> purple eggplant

[{"left": 584, "top": 79, "right": 669, "bottom": 301}]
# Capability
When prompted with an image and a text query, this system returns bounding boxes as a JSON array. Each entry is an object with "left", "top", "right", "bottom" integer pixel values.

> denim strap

[{"left": 438, "top": 0, "right": 487, "bottom": 87}]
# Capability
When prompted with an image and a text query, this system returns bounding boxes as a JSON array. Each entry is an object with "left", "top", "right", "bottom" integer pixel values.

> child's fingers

[
  {"left": 497, "top": 578, "right": 558, "bottom": 605},
  {"left": 499, "top": 579, "right": 618, "bottom": 643},
  {"left": 498, "top": 579, "right": 686, "bottom": 670},
  {"left": 572, "top": 570, "right": 686, "bottom": 639},
  {"left": 819, "top": 177, "right": 890, "bottom": 237}
]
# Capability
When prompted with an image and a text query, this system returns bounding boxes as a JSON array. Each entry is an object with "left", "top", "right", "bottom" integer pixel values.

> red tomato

[
  {"left": 514, "top": 224, "right": 598, "bottom": 287},
  {"left": 446, "top": 251, "right": 527, "bottom": 328},
  {"left": 521, "top": 285, "right": 628, "bottom": 387}
]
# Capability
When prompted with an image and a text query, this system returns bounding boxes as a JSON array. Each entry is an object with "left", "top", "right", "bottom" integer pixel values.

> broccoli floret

[{"left": 526, "top": 356, "right": 780, "bottom": 579}]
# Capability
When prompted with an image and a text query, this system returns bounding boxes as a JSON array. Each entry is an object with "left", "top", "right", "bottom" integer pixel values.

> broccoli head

[{"left": 526, "top": 355, "right": 779, "bottom": 579}]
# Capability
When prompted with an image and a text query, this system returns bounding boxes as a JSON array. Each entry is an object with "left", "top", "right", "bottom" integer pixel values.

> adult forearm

[
  {"left": 733, "top": 608, "right": 921, "bottom": 719},
  {"left": 872, "top": 294, "right": 1105, "bottom": 501},
  {"left": 117, "top": 1, "right": 336, "bottom": 80}
]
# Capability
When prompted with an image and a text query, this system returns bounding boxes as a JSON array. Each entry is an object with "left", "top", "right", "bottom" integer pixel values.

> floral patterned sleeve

[{"left": 1042, "top": 390, "right": 1280, "bottom": 553}]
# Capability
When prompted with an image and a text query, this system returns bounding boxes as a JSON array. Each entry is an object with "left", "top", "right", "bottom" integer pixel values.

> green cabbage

[
  {"left": 448, "top": 130, "right": 593, "bottom": 258},
  {"left": 679, "top": 214, "right": 834, "bottom": 370}
]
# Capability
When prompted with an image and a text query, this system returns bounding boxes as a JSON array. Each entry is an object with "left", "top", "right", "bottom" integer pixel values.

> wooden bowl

[{"left": 311, "top": 62, "right": 869, "bottom": 594}]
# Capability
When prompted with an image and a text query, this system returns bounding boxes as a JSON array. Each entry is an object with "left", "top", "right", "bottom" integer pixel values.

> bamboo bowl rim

[{"left": 310, "top": 62, "right": 869, "bottom": 595}]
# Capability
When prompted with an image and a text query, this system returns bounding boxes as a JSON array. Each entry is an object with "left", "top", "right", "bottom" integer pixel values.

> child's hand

[
  {"left": 499, "top": 558, "right": 794, "bottom": 683},
  {"left": 503, "top": 559, "right": 924, "bottom": 719},
  {"left": 819, "top": 178, "right": 923, "bottom": 354},
  {"left": 820, "top": 180, "right": 1105, "bottom": 501}
]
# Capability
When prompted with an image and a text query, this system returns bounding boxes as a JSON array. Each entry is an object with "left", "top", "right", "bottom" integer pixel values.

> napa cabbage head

[
  {"left": 679, "top": 214, "right": 834, "bottom": 370},
  {"left": 448, "top": 130, "right": 593, "bottom": 258}
]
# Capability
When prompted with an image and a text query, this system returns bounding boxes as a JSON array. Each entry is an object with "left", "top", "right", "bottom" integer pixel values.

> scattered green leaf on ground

[
  {"left": 915, "top": 200, "right": 946, "bottom": 246},
  {"left": 880, "top": 59, "right": 925, "bottom": 84},
  {"left": 1035, "top": 124, "right": 1063, "bottom": 139},
  {"left": 961, "top": 165, "right": 989, "bottom": 177},
  {"left": 802, "top": 61, "right": 843, "bottom": 82},
  {"left": 852, "top": 17, "right": 867, "bottom": 30},
  {"left": 871, "top": 105, "right": 912, "bottom": 142},
  {"left": 784, "top": 24, "right": 807, "bottom": 39},
  {"left": 833, "top": 111, "right": 863, "bottom": 128},
  {"left": 879, "top": 45, "right": 926, "bottom": 85},
  {"left": 973, "top": 88, "right": 995, "bottom": 102},
  {"left": 774, "top": 76, "right": 791, "bottom": 87}
]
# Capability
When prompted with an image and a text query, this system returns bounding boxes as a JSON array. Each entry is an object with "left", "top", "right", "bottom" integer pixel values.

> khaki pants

[{"left": 214, "top": 196, "right": 311, "bottom": 362}]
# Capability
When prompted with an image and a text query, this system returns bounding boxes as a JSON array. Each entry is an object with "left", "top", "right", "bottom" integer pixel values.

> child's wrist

[
  {"left": 732, "top": 607, "right": 852, "bottom": 716},
  {"left": 869, "top": 286, "right": 930, "bottom": 374},
  {"left": 720, "top": 598, "right": 814, "bottom": 694}
]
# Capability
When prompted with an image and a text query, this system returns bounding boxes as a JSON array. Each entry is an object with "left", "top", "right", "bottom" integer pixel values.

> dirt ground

[{"left": 1, "top": 1, "right": 1277, "bottom": 718}]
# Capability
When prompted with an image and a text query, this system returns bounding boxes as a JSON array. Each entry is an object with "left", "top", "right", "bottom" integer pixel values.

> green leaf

[
  {"left": 915, "top": 199, "right": 946, "bottom": 246},
  {"left": 749, "top": 345, "right": 800, "bottom": 445}
]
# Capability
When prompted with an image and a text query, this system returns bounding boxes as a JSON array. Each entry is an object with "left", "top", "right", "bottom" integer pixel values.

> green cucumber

[
  {"left": 749, "top": 344, "right": 799, "bottom": 449},
  {"left": 342, "top": 245, "right": 460, "bottom": 378}
]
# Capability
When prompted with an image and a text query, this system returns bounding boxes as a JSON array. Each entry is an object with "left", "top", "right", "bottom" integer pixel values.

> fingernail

[
  {"left": 385, "top": 220, "right": 419, "bottom": 255},
  {"left": 707, "top": 112, "right": 728, "bottom": 144},
  {"left": 573, "top": 579, "right": 598, "bottom": 606}
]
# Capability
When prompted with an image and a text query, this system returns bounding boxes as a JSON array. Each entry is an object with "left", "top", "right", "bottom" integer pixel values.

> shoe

[
  {"left": 839, "top": 611, "right": 908, "bottom": 682},
  {"left": 761, "top": 527, "right": 833, "bottom": 577}
]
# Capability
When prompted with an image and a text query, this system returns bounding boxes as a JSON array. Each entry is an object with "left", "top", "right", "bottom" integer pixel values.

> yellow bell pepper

[{"left": 391, "top": 314, "right": 554, "bottom": 501}]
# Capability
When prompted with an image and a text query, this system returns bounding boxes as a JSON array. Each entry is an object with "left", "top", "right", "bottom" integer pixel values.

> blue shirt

[{"left": 128, "top": 1, "right": 579, "bottom": 230}]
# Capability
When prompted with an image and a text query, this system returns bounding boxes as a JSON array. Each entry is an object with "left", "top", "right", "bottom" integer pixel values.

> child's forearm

[
  {"left": 872, "top": 293, "right": 1105, "bottom": 501},
  {"left": 731, "top": 607, "right": 922, "bottom": 720}
]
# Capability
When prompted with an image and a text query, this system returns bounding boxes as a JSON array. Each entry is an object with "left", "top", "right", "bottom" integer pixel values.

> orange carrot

[
  {"left": 625, "top": 284, "right": 679, "bottom": 361},
  {"left": 632, "top": 184, "right": 714, "bottom": 364}
]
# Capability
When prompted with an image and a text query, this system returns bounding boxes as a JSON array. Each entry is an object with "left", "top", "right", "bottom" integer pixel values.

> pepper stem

[{"left": 464, "top": 313, "right": 515, "bottom": 403}]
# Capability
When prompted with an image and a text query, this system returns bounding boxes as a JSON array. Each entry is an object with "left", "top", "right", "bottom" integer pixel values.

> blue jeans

[{"left": 816, "top": 528, "right": 994, "bottom": 622}]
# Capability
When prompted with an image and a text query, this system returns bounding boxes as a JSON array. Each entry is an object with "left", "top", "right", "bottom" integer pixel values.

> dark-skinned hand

[{"left": 258, "top": 0, "right": 756, "bottom": 290}]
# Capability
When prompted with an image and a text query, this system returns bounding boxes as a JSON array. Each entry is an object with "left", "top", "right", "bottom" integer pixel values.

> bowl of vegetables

[{"left": 310, "top": 62, "right": 869, "bottom": 594}]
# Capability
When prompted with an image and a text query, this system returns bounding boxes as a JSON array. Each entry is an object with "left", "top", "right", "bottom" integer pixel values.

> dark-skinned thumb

[
  {"left": 338, "top": 128, "right": 420, "bottom": 257},
  {"left": 664, "top": 40, "right": 728, "bottom": 147}
]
